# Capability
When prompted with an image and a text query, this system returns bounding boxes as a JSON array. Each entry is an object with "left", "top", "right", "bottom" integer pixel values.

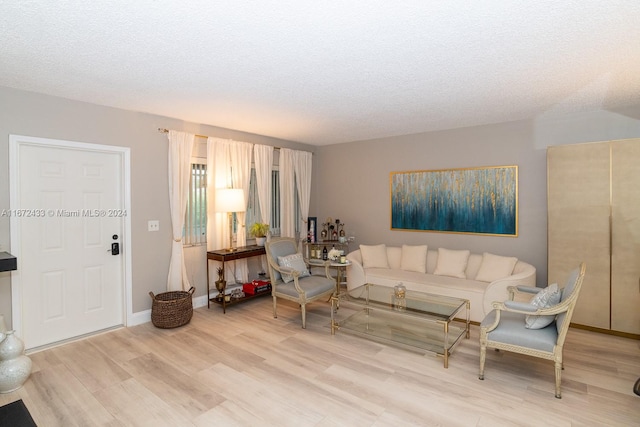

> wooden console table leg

[{"left": 206, "top": 258, "right": 210, "bottom": 308}]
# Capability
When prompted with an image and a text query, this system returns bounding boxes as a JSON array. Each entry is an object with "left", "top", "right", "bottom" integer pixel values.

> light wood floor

[{"left": 1, "top": 297, "right": 639, "bottom": 426}]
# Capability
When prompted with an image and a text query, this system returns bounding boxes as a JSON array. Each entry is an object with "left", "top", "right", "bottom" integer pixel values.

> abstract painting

[{"left": 390, "top": 166, "right": 518, "bottom": 236}]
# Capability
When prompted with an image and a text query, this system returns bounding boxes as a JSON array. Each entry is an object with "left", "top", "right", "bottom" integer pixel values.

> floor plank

[{"left": 1, "top": 297, "right": 638, "bottom": 426}]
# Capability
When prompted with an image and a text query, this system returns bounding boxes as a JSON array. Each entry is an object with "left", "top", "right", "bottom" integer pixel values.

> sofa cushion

[
  {"left": 434, "top": 248, "right": 470, "bottom": 279},
  {"left": 475, "top": 252, "right": 518, "bottom": 282},
  {"left": 525, "top": 283, "right": 561, "bottom": 329},
  {"left": 360, "top": 244, "right": 389, "bottom": 269},
  {"left": 400, "top": 244, "right": 428, "bottom": 273},
  {"left": 277, "top": 253, "right": 310, "bottom": 283}
]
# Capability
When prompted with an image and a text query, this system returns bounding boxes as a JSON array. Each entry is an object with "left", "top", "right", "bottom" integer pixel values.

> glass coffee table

[{"left": 331, "top": 283, "right": 470, "bottom": 368}]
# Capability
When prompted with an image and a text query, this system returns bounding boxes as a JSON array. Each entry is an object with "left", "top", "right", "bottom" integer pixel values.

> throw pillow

[
  {"left": 360, "top": 244, "right": 389, "bottom": 269},
  {"left": 475, "top": 252, "right": 518, "bottom": 282},
  {"left": 433, "top": 248, "right": 470, "bottom": 279},
  {"left": 400, "top": 244, "right": 428, "bottom": 273},
  {"left": 525, "top": 283, "right": 561, "bottom": 329},
  {"left": 277, "top": 253, "right": 310, "bottom": 283}
]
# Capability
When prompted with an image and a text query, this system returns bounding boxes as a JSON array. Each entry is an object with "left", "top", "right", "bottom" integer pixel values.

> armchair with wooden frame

[
  {"left": 265, "top": 238, "right": 336, "bottom": 329},
  {"left": 479, "top": 263, "right": 586, "bottom": 398}
]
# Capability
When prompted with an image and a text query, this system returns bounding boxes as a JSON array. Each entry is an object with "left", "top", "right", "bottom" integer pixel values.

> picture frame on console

[
  {"left": 307, "top": 217, "right": 317, "bottom": 242},
  {"left": 390, "top": 165, "right": 518, "bottom": 236}
]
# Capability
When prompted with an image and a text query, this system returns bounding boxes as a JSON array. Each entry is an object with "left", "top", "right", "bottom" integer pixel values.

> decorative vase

[
  {"left": 0, "top": 314, "right": 6, "bottom": 342},
  {"left": 215, "top": 280, "right": 226, "bottom": 299},
  {"left": 393, "top": 283, "right": 407, "bottom": 312},
  {"left": 0, "top": 330, "right": 32, "bottom": 393},
  {"left": 256, "top": 236, "right": 266, "bottom": 246}
]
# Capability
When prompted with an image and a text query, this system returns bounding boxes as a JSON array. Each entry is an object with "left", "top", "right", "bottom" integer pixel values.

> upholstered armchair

[
  {"left": 265, "top": 238, "right": 336, "bottom": 328},
  {"left": 479, "top": 263, "right": 586, "bottom": 398}
]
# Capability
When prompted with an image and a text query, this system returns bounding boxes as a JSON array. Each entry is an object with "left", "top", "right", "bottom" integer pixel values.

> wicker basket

[{"left": 149, "top": 287, "right": 195, "bottom": 329}]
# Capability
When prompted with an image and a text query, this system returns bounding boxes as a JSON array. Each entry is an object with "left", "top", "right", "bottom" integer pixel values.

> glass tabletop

[{"left": 338, "top": 283, "right": 467, "bottom": 321}]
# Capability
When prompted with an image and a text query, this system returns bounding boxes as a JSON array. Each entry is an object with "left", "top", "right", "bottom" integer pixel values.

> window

[
  {"left": 184, "top": 160, "right": 299, "bottom": 245},
  {"left": 183, "top": 161, "right": 207, "bottom": 246},
  {"left": 246, "top": 167, "right": 299, "bottom": 238}
]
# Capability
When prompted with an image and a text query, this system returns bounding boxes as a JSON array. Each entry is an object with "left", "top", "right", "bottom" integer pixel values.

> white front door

[{"left": 10, "top": 135, "right": 129, "bottom": 350}]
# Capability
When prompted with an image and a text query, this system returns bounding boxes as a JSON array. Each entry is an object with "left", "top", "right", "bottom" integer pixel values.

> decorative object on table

[
  {"left": 390, "top": 165, "right": 518, "bottom": 236},
  {"left": 331, "top": 219, "right": 339, "bottom": 240},
  {"left": 249, "top": 222, "right": 270, "bottom": 246},
  {"left": 230, "top": 288, "right": 245, "bottom": 299},
  {"left": 215, "top": 267, "right": 226, "bottom": 299},
  {"left": 0, "top": 330, "right": 32, "bottom": 393},
  {"left": 328, "top": 246, "right": 342, "bottom": 261},
  {"left": 242, "top": 280, "right": 271, "bottom": 295},
  {"left": 216, "top": 188, "right": 246, "bottom": 251},
  {"left": 149, "top": 287, "right": 195, "bottom": 329},
  {"left": 393, "top": 283, "right": 407, "bottom": 311}
]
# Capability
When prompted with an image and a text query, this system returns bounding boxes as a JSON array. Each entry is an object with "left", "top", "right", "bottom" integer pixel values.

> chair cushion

[
  {"left": 278, "top": 253, "right": 310, "bottom": 283},
  {"left": 474, "top": 252, "right": 518, "bottom": 282},
  {"left": 275, "top": 275, "right": 335, "bottom": 298},
  {"left": 484, "top": 310, "right": 558, "bottom": 353},
  {"left": 433, "top": 248, "right": 470, "bottom": 279},
  {"left": 525, "top": 283, "right": 561, "bottom": 329},
  {"left": 360, "top": 244, "right": 389, "bottom": 269},
  {"left": 400, "top": 244, "right": 428, "bottom": 273}
]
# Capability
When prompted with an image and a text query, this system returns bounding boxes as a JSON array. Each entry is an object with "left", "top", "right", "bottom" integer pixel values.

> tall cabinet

[{"left": 547, "top": 139, "right": 640, "bottom": 335}]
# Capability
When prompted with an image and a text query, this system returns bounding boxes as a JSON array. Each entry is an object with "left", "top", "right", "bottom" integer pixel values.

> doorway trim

[{"left": 9, "top": 135, "right": 133, "bottom": 341}]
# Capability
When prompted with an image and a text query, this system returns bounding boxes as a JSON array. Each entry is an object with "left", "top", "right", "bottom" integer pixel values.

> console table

[{"left": 206, "top": 245, "right": 267, "bottom": 312}]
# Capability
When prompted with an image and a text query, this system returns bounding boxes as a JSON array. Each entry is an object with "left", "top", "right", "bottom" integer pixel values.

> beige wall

[
  {"left": 2, "top": 84, "right": 639, "bottom": 326},
  {"left": 0, "top": 86, "right": 312, "bottom": 327},
  {"left": 311, "top": 108, "right": 640, "bottom": 287}
]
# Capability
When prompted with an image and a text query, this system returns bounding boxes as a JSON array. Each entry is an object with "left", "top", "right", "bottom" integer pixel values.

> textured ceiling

[{"left": 1, "top": 1, "right": 639, "bottom": 145}]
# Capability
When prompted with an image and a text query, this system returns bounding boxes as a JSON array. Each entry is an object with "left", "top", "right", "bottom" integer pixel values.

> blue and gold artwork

[{"left": 390, "top": 166, "right": 518, "bottom": 236}]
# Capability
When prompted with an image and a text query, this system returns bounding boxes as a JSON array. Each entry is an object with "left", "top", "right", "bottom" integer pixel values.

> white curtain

[
  {"left": 207, "top": 137, "right": 253, "bottom": 284},
  {"left": 254, "top": 145, "right": 273, "bottom": 227},
  {"left": 293, "top": 150, "right": 313, "bottom": 239},
  {"left": 254, "top": 145, "right": 273, "bottom": 272},
  {"left": 206, "top": 138, "right": 224, "bottom": 288},
  {"left": 279, "top": 148, "right": 296, "bottom": 238},
  {"left": 167, "top": 130, "right": 195, "bottom": 291}
]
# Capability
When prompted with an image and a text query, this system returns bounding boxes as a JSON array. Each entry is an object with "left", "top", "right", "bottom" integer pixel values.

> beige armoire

[{"left": 547, "top": 139, "right": 640, "bottom": 336}]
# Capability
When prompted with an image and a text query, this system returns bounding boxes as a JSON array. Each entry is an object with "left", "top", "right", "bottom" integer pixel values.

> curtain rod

[{"left": 158, "top": 128, "right": 283, "bottom": 150}]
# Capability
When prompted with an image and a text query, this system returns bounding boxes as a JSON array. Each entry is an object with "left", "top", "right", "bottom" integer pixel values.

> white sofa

[{"left": 346, "top": 245, "right": 536, "bottom": 323}]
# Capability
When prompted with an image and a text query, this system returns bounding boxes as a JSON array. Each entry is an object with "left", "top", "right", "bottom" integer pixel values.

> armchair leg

[
  {"left": 301, "top": 304, "right": 306, "bottom": 329},
  {"left": 272, "top": 296, "right": 278, "bottom": 319},
  {"left": 554, "top": 361, "right": 562, "bottom": 399}
]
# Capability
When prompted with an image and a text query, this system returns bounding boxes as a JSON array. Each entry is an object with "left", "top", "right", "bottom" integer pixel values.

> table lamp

[{"left": 216, "top": 188, "right": 245, "bottom": 251}]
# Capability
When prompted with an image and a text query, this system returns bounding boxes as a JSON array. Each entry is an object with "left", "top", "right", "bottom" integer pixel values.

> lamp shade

[{"left": 216, "top": 188, "right": 246, "bottom": 213}]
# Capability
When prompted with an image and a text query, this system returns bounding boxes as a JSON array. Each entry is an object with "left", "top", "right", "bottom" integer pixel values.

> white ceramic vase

[
  {"left": 0, "top": 314, "right": 6, "bottom": 342},
  {"left": 0, "top": 330, "right": 32, "bottom": 393}
]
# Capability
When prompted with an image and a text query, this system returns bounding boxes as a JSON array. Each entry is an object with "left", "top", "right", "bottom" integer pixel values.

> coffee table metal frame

[{"left": 331, "top": 283, "right": 470, "bottom": 368}]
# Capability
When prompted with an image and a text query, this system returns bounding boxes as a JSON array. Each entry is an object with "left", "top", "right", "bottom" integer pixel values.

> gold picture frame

[{"left": 390, "top": 165, "right": 518, "bottom": 236}]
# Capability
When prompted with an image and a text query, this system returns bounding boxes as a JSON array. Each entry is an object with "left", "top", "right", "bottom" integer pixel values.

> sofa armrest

[
  {"left": 346, "top": 250, "right": 366, "bottom": 290},
  {"left": 482, "top": 261, "right": 537, "bottom": 315}
]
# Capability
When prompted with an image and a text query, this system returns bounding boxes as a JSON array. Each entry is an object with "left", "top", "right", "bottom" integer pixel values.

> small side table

[{"left": 308, "top": 259, "right": 351, "bottom": 294}]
